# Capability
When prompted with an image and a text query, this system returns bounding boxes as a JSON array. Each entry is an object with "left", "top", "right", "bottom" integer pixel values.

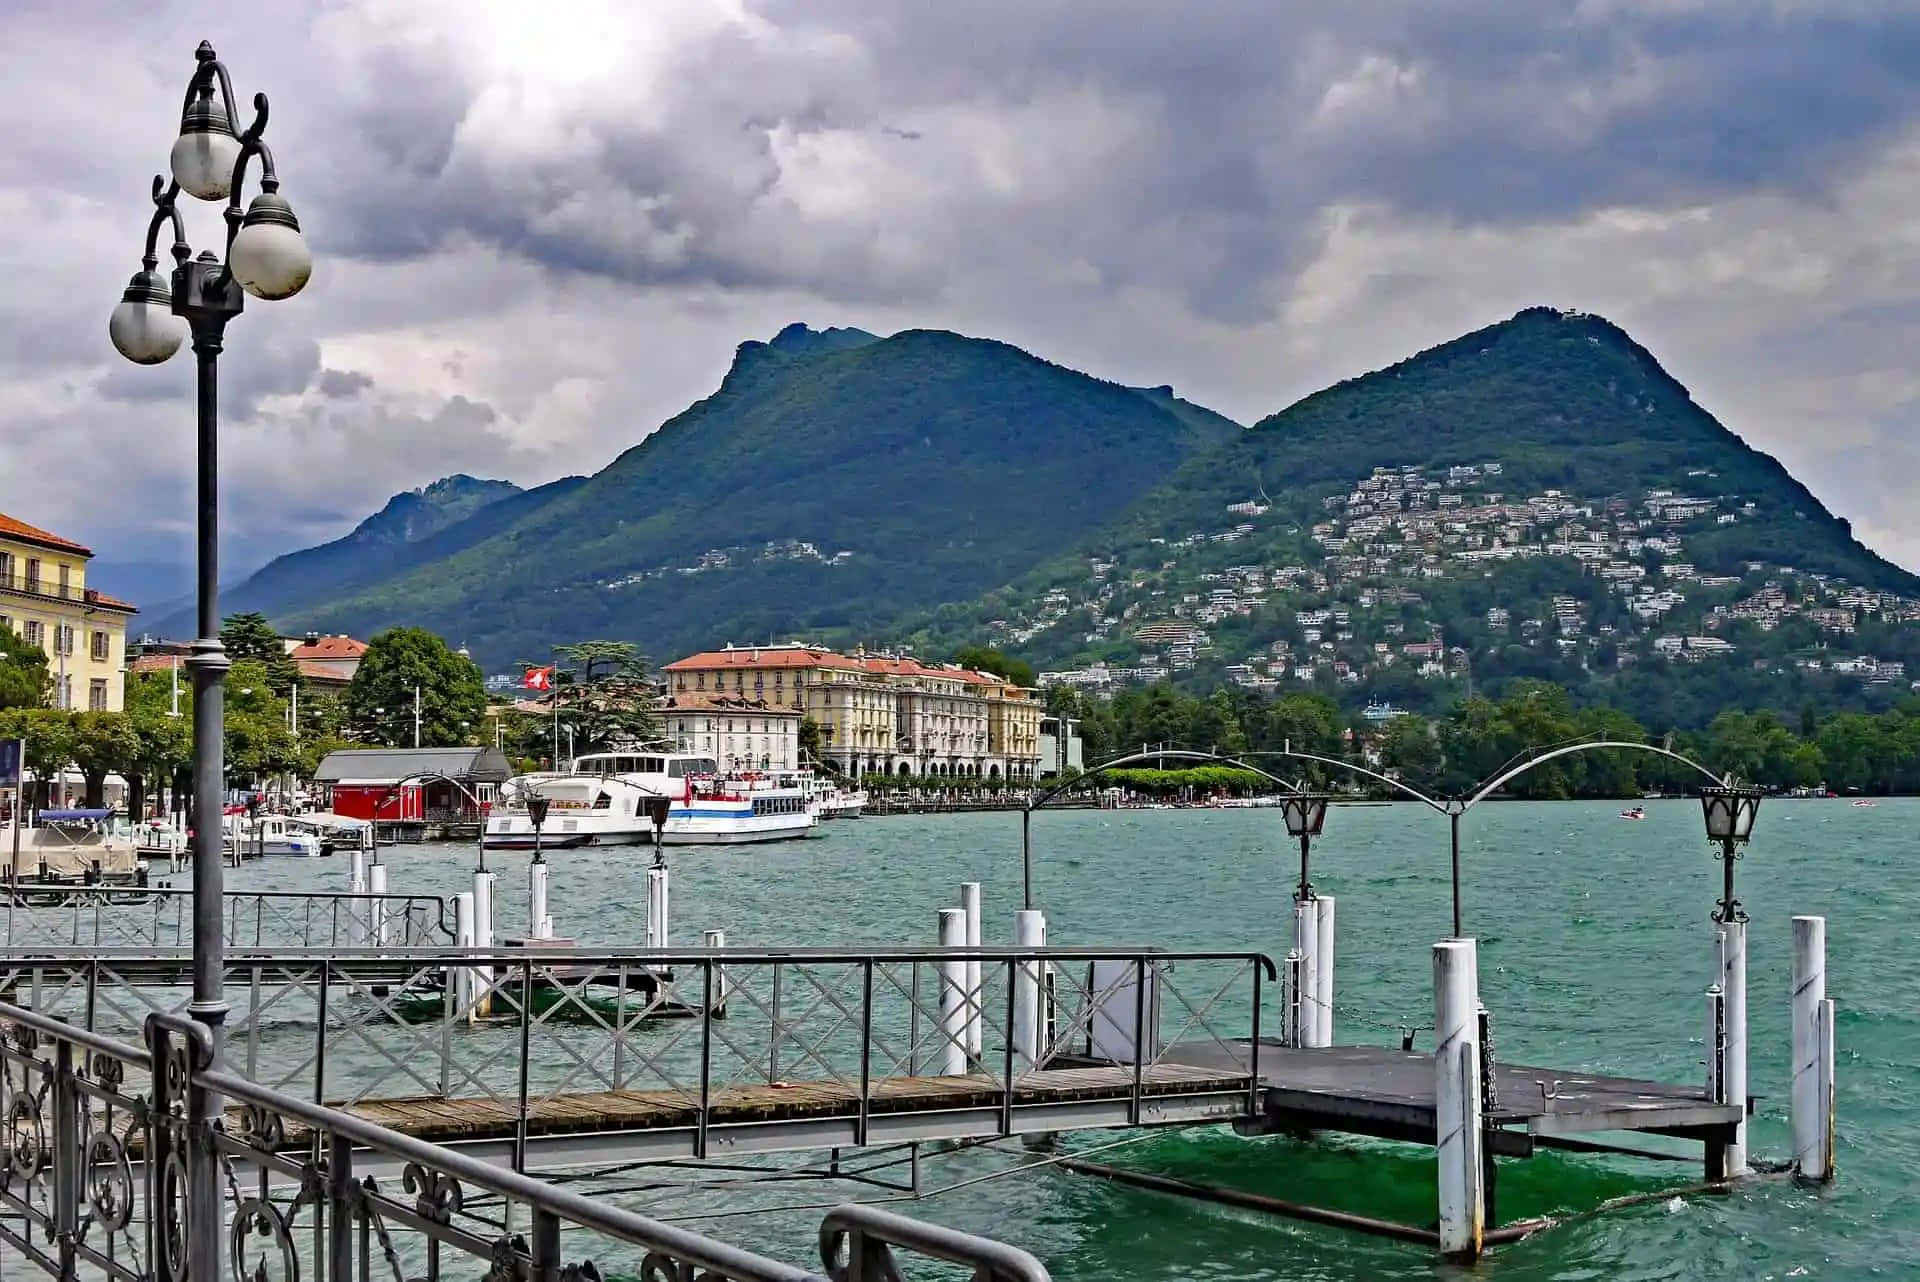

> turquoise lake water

[{"left": 209, "top": 797, "right": 1916, "bottom": 1280}]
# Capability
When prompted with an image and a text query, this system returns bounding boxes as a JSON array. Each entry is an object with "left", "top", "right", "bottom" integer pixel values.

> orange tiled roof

[
  {"left": 664, "top": 647, "right": 860, "bottom": 672},
  {"left": 129, "top": 653, "right": 183, "bottom": 674},
  {"left": 82, "top": 588, "right": 136, "bottom": 613},
  {"left": 0, "top": 513, "right": 90, "bottom": 557},
  {"left": 290, "top": 635, "right": 367, "bottom": 659},
  {"left": 295, "top": 659, "right": 353, "bottom": 682}
]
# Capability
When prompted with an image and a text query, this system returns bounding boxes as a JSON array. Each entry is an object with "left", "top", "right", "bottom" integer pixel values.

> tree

[
  {"left": 226, "top": 660, "right": 302, "bottom": 782},
  {"left": 221, "top": 612, "right": 300, "bottom": 697},
  {"left": 0, "top": 708, "right": 76, "bottom": 810},
  {"left": 69, "top": 711, "right": 138, "bottom": 809},
  {"left": 346, "top": 628, "right": 487, "bottom": 747},
  {"left": 548, "top": 640, "right": 659, "bottom": 756},
  {"left": 123, "top": 671, "right": 191, "bottom": 820},
  {"left": 0, "top": 628, "right": 49, "bottom": 709},
  {"left": 798, "top": 717, "right": 826, "bottom": 767},
  {"left": 952, "top": 646, "right": 1036, "bottom": 689},
  {"left": 1379, "top": 714, "right": 1443, "bottom": 783}
]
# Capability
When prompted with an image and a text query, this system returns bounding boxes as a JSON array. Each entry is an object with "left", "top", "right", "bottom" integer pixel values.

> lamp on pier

[
  {"left": 1700, "top": 783, "right": 1762, "bottom": 922},
  {"left": 1279, "top": 792, "right": 1332, "bottom": 901},
  {"left": 526, "top": 794, "right": 552, "bottom": 865},
  {"left": 107, "top": 42, "right": 311, "bottom": 1079}
]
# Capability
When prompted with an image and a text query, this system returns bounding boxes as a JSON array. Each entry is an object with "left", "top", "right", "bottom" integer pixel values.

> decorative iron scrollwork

[
  {"left": 6, "top": 1022, "right": 39, "bottom": 1053},
  {"left": 85, "top": 1127, "right": 136, "bottom": 1231},
  {"left": 403, "top": 1161, "right": 463, "bottom": 1223},
  {"left": 641, "top": 1252, "right": 728, "bottom": 1282},
  {"left": 88, "top": 1053, "right": 126, "bottom": 1093},
  {"left": 165, "top": 1043, "right": 191, "bottom": 1101},
  {"left": 6, "top": 1089, "right": 47, "bottom": 1181},
  {"left": 239, "top": 1103, "right": 286, "bottom": 1150},
  {"left": 559, "top": 1262, "right": 604, "bottom": 1282},
  {"left": 231, "top": 1195, "right": 301, "bottom": 1282},
  {"left": 483, "top": 1234, "right": 528, "bottom": 1282},
  {"left": 159, "top": 1147, "right": 190, "bottom": 1282}
]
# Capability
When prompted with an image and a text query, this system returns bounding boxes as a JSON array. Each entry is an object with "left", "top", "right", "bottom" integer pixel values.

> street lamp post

[
  {"left": 110, "top": 41, "right": 310, "bottom": 1062},
  {"left": 1700, "top": 783, "right": 1763, "bottom": 923}
]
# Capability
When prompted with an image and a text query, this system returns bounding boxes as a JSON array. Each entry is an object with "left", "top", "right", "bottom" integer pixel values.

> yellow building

[
  {"left": 0, "top": 514, "right": 137, "bottom": 710},
  {"left": 663, "top": 643, "right": 1043, "bottom": 780}
]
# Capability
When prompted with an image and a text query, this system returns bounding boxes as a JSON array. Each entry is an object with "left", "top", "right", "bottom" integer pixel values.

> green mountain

[
  {"left": 157, "top": 474, "right": 531, "bottom": 636},
  {"left": 262, "top": 327, "right": 1240, "bottom": 667},
  {"left": 899, "top": 307, "right": 1920, "bottom": 729}
]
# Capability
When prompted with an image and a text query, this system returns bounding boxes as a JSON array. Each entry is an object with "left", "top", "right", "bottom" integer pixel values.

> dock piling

[
  {"left": 1791, "top": 915, "right": 1835, "bottom": 1182},
  {"left": 937, "top": 908, "right": 968, "bottom": 1075},
  {"left": 704, "top": 929, "right": 729, "bottom": 1017},
  {"left": 1434, "top": 937, "right": 1485, "bottom": 1261},
  {"left": 1012, "top": 910, "right": 1046, "bottom": 1072},
  {"left": 368, "top": 862, "right": 389, "bottom": 947},
  {"left": 1290, "top": 898, "right": 1318, "bottom": 1048},
  {"left": 473, "top": 870, "right": 494, "bottom": 1018},
  {"left": 1314, "top": 896, "right": 1336, "bottom": 1048},
  {"left": 1715, "top": 921, "right": 1749, "bottom": 1175},
  {"left": 529, "top": 861, "right": 551, "bottom": 940},
  {"left": 453, "top": 891, "right": 475, "bottom": 1022},
  {"left": 647, "top": 862, "right": 669, "bottom": 951},
  {"left": 961, "top": 883, "right": 983, "bottom": 1057}
]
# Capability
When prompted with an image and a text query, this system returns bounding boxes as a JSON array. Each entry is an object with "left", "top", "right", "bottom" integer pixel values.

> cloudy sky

[{"left": 6, "top": 0, "right": 1920, "bottom": 584}]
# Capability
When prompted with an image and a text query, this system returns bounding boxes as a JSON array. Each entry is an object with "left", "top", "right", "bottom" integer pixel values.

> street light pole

[{"left": 109, "top": 41, "right": 311, "bottom": 1067}]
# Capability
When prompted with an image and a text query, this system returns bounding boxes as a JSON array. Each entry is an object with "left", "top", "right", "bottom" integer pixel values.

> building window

[
  {"left": 695, "top": 673, "right": 705, "bottom": 690},
  {"left": 24, "top": 558, "right": 40, "bottom": 592},
  {"left": 56, "top": 624, "right": 74, "bottom": 655},
  {"left": 0, "top": 553, "right": 10, "bottom": 583},
  {"left": 88, "top": 679, "right": 107, "bottom": 711},
  {"left": 23, "top": 620, "right": 41, "bottom": 648},
  {"left": 0, "top": 615, "right": 8, "bottom": 633},
  {"left": 57, "top": 564, "right": 69, "bottom": 597},
  {"left": 90, "top": 630, "right": 109, "bottom": 661}
]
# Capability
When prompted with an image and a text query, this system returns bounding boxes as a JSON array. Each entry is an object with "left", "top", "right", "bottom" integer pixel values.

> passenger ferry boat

[{"left": 482, "top": 750, "right": 817, "bottom": 850}]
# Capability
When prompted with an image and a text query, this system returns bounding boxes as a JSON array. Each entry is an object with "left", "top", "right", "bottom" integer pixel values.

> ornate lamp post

[
  {"left": 1279, "top": 792, "right": 1331, "bottom": 902},
  {"left": 109, "top": 41, "right": 311, "bottom": 1059},
  {"left": 1700, "top": 783, "right": 1762, "bottom": 922}
]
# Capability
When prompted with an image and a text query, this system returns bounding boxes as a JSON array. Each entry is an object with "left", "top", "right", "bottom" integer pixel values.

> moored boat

[{"left": 483, "top": 749, "right": 817, "bottom": 849}]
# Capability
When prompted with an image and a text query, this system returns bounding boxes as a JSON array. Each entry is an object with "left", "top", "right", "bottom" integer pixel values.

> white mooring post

[
  {"left": 472, "top": 870, "right": 495, "bottom": 1018},
  {"left": 961, "top": 882, "right": 983, "bottom": 1057},
  {"left": 704, "top": 928, "right": 729, "bottom": 1016},
  {"left": 1791, "top": 915, "right": 1836, "bottom": 1182},
  {"left": 1314, "top": 896, "right": 1336, "bottom": 1049},
  {"left": 647, "top": 862, "right": 670, "bottom": 951},
  {"left": 528, "top": 861, "right": 551, "bottom": 940},
  {"left": 1717, "top": 921, "right": 1749, "bottom": 1176},
  {"left": 1291, "top": 897, "right": 1319, "bottom": 1048},
  {"left": 453, "top": 891, "right": 476, "bottom": 1020},
  {"left": 1012, "top": 909, "right": 1047, "bottom": 1074},
  {"left": 368, "top": 862, "right": 389, "bottom": 947},
  {"left": 1434, "top": 937, "right": 1485, "bottom": 1261},
  {"left": 938, "top": 908, "right": 969, "bottom": 1076},
  {"left": 347, "top": 846, "right": 368, "bottom": 946}
]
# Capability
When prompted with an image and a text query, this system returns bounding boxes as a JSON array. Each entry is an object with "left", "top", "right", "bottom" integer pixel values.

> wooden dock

[{"left": 1161, "top": 1039, "right": 1742, "bottom": 1154}]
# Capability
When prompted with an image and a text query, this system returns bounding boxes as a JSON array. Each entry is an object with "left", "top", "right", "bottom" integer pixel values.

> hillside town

[{"left": 1019, "top": 461, "right": 1920, "bottom": 699}]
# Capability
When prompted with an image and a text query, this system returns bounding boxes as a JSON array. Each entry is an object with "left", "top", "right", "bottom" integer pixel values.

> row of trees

[{"left": 1046, "top": 678, "right": 1920, "bottom": 797}]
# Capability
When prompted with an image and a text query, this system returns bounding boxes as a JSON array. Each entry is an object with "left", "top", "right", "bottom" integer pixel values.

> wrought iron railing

[
  {"left": 0, "top": 1000, "right": 1051, "bottom": 1282},
  {"left": 1, "top": 887, "right": 454, "bottom": 950},
  {"left": 0, "top": 946, "right": 1273, "bottom": 1166}
]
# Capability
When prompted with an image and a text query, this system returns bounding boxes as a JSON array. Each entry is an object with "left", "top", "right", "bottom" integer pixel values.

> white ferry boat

[
  {"left": 818, "top": 785, "right": 868, "bottom": 819},
  {"left": 482, "top": 750, "right": 817, "bottom": 850}
]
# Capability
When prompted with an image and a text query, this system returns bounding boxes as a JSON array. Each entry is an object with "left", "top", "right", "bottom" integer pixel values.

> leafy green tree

[
  {"left": 0, "top": 628, "right": 49, "bottom": 709},
  {"left": 1379, "top": 714, "right": 1443, "bottom": 782},
  {"left": 123, "top": 671, "right": 191, "bottom": 819},
  {"left": 226, "top": 659, "right": 301, "bottom": 781},
  {"left": 952, "top": 646, "right": 1036, "bottom": 688},
  {"left": 0, "top": 708, "right": 76, "bottom": 810},
  {"left": 550, "top": 640, "right": 658, "bottom": 755},
  {"left": 69, "top": 711, "right": 138, "bottom": 809},
  {"left": 221, "top": 612, "right": 300, "bottom": 697},
  {"left": 346, "top": 628, "right": 487, "bottom": 747},
  {"left": 798, "top": 717, "right": 826, "bottom": 767}
]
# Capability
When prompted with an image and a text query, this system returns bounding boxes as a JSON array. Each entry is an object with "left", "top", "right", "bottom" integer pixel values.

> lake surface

[{"left": 208, "top": 798, "right": 1917, "bottom": 1280}]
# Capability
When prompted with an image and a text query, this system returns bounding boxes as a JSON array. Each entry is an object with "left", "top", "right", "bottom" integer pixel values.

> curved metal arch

[
  {"left": 1230, "top": 748, "right": 1450, "bottom": 813},
  {"left": 1025, "top": 747, "right": 1297, "bottom": 812},
  {"left": 1463, "top": 740, "right": 1728, "bottom": 810}
]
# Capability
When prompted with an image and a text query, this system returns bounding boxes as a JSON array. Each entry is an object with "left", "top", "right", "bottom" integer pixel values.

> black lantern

[
  {"left": 526, "top": 795, "right": 552, "bottom": 831},
  {"left": 1699, "top": 784, "right": 1761, "bottom": 844},
  {"left": 1280, "top": 792, "right": 1331, "bottom": 839},
  {"left": 1700, "top": 783, "right": 1762, "bottom": 923}
]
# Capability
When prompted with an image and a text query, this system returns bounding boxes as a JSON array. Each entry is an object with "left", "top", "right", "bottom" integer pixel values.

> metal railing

[
  {"left": 0, "top": 945, "right": 1273, "bottom": 1167},
  {"left": 0, "top": 999, "right": 1047, "bottom": 1282},
  {"left": 1, "top": 887, "right": 454, "bottom": 950}
]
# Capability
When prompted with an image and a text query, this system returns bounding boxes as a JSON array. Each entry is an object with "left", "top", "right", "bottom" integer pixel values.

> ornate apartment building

[
  {"left": 0, "top": 514, "right": 136, "bottom": 710},
  {"left": 661, "top": 643, "right": 1043, "bottom": 780}
]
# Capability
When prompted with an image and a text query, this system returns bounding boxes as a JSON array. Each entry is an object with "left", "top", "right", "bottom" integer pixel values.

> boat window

[
  {"left": 593, "top": 792, "right": 611, "bottom": 810},
  {"left": 639, "top": 757, "right": 662, "bottom": 773}
]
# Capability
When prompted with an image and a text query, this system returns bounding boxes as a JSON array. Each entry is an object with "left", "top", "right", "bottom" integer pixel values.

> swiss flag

[{"left": 523, "top": 666, "right": 554, "bottom": 691}]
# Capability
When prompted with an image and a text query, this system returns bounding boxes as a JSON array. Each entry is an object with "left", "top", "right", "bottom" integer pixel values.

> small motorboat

[
  {"left": 1620, "top": 806, "right": 1646, "bottom": 820},
  {"left": 1851, "top": 799, "right": 1877, "bottom": 808}
]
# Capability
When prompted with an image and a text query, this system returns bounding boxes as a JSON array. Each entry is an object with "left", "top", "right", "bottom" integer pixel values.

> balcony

[{"left": 0, "top": 574, "right": 121, "bottom": 610}]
